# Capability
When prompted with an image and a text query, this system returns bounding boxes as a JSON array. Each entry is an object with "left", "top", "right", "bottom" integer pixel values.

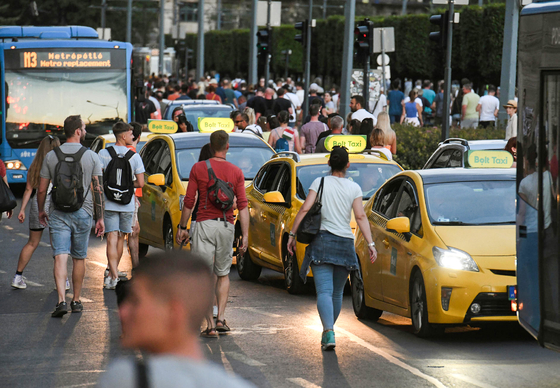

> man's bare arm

[{"left": 92, "top": 175, "right": 104, "bottom": 220}]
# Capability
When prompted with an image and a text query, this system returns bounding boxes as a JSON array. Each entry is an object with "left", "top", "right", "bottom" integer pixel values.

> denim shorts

[
  {"left": 104, "top": 210, "right": 134, "bottom": 234},
  {"left": 49, "top": 208, "right": 92, "bottom": 259}
]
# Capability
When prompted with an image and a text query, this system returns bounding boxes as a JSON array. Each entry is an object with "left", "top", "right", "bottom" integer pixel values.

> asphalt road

[{"left": 1, "top": 195, "right": 559, "bottom": 388}]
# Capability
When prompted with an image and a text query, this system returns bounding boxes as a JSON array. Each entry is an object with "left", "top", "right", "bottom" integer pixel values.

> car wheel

[
  {"left": 236, "top": 235, "right": 261, "bottom": 280},
  {"left": 138, "top": 243, "right": 149, "bottom": 259},
  {"left": 283, "top": 249, "right": 305, "bottom": 294},
  {"left": 410, "top": 271, "right": 439, "bottom": 337},
  {"left": 351, "top": 268, "right": 383, "bottom": 321},
  {"left": 164, "top": 221, "right": 174, "bottom": 251}
]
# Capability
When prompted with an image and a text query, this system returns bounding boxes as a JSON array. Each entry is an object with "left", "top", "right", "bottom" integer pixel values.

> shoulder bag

[
  {"left": 297, "top": 177, "right": 324, "bottom": 244},
  {"left": 0, "top": 178, "right": 17, "bottom": 212}
]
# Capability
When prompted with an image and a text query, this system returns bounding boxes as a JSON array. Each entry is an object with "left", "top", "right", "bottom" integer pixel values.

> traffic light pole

[
  {"left": 363, "top": 56, "right": 370, "bottom": 107},
  {"left": 303, "top": 0, "right": 312, "bottom": 121},
  {"left": 441, "top": 1, "right": 454, "bottom": 142},
  {"left": 265, "top": 0, "right": 272, "bottom": 85}
]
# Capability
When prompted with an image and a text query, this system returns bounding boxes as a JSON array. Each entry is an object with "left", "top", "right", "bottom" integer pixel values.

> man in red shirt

[{"left": 176, "top": 130, "right": 249, "bottom": 338}]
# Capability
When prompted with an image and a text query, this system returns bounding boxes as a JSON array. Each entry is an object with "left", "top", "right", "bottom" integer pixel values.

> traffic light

[
  {"left": 354, "top": 19, "right": 373, "bottom": 64},
  {"left": 294, "top": 20, "right": 308, "bottom": 47},
  {"left": 429, "top": 11, "right": 449, "bottom": 48},
  {"left": 257, "top": 28, "right": 270, "bottom": 55}
]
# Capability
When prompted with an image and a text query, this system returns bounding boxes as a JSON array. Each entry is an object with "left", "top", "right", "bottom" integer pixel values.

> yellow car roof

[{"left": 272, "top": 152, "right": 401, "bottom": 167}]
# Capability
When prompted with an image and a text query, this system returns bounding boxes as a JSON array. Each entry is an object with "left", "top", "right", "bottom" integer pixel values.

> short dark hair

[
  {"left": 210, "top": 130, "right": 229, "bottom": 152},
  {"left": 423, "top": 80, "right": 431, "bottom": 88},
  {"left": 309, "top": 104, "right": 321, "bottom": 116},
  {"left": 198, "top": 143, "right": 214, "bottom": 161},
  {"left": 277, "top": 110, "right": 289, "bottom": 124},
  {"left": 277, "top": 88, "right": 286, "bottom": 97},
  {"left": 488, "top": 84, "right": 496, "bottom": 93},
  {"left": 329, "top": 146, "right": 349, "bottom": 172},
  {"left": 64, "top": 115, "right": 83, "bottom": 138},
  {"left": 392, "top": 79, "right": 401, "bottom": 90},
  {"left": 112, "top": 121, "right": 132, "bottom": 138},
  {"left": 351, "top": 95, "right": 365, "bottom": 108},
  {"left": 130, "top": 122, "right": 143, "bottom": 142}
]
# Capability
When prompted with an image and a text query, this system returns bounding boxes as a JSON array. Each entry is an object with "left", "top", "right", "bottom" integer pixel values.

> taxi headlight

[
  {"left": 179, "top": 195, "right": 185, "bottom": 211},
  {"left": 5, "top": 159, "right": 27, "bottom": 170},
  {"left": 433, "top": 246, "right": 479, "bottom": 272}
]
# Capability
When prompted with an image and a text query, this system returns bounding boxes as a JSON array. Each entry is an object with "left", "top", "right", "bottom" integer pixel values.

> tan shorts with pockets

[{"left": 191, "top": 219, "right": 235, "bottom": 276}]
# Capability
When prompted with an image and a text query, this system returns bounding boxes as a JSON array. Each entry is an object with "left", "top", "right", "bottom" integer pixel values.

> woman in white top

[
  {"left": 369, "top": 128, "right": 393, "bottom": 160},
  {"left": 376, "top": 112, "right": 397, "bottom": 155},
  {"left": 268, "top": 111, "right": 302, "bottom": 153},
  {"left": 322, "top": 92, "right": 335, "bottom": 116},
  {"left": 287, "top": 147, "right": 376, "bottom": 351}
]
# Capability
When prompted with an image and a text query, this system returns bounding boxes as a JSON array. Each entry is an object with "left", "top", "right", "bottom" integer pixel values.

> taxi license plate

[{"left": 508, "top": 285, "right": 516, "bottom": 301}]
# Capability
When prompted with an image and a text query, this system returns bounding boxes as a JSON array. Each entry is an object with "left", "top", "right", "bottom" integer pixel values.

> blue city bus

[
  {"left": 517, "top": 0, "right": 560, "bottom": 351},
  {"left": 0, "top": 26, "right": 132, "bottom": 184}
]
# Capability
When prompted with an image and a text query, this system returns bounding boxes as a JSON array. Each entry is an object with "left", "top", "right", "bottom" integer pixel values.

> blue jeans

[
  {"left": 49, "top": 208, "right": 92, "bottom": 259},
  {"left": 389, "top": 114, "right": 401, "bottom": 124},
  {"left": 311, "top": 263, "right": 349, "bottom": 331}
]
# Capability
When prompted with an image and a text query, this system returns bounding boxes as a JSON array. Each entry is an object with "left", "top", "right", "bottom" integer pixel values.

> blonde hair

[
  {"left": 28, "top": 136, "right": 60, "bottom": 189},
  {"left": 376, "top": 112, "right": 395, "bottom": 145},
  {"left": 370, "top": 128, "right": 385, "bottom": 147},
  {"left": 243, "top": 107, "right": 256, "bottom": 125}
]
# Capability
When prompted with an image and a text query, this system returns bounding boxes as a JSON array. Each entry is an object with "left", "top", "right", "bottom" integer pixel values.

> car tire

[
  {"left": 163, "top": 221, "right": 174, "bottom": 251},
  {"left": 138, "top": 243, "right": 149, "bottom": 259},
  {"left": 236, "top": 235, "right": 261, "bottom": 280},
  {"left": 283, "top": 249, "right": 305, "bottom": 295},
  {"left": 410, "top": 271, "right": 440, "bottom": 337},
  {"left": 351, "top": 268, "right": 383, "bottom": 321}
]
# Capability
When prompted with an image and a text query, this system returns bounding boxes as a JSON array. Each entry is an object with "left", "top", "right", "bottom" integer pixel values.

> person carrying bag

[
  {"left": 287, "top": 146, "right": 377, "bottom": 351},
  {"left": 0, "top": 160, "right": 16, "bottom": 219}
]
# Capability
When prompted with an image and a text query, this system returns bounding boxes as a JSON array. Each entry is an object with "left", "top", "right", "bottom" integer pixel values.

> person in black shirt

[
  {"left": 134, "top": 93, "right": 157, "bottom": 124},
  {"left": 272, "top": 88, "right": 293, "bottom": 117},
  {"left": 246, "top": 88, "right": 267, "bottom": 121}
]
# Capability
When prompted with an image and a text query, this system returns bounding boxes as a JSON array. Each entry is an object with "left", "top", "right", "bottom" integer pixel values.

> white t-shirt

[
  {"left": 284, "top": 92, "right": 301, "bottom": 121},
  {"left": 404, "top": 96, "right": 423, "bottom": 107},
  {"left": 478, "top": 95, "right": 500, "bottom": 121},
  {"left": 370, "top": 147, "right": 392, "bottom": 160},
  {"left": 351, "top": 109, "right": 377, "bottom": 126},
  {"left": 238, "top": 124, "right": 263, "bottom": 136},
  {"left": 309, "top": 175, "right": 362, "bottom": 239},
  {"left": 98, "top": 145, "right": 145, "bottom": 212},
  {"left": 371, "top": 94, "right": 387, "bottom": 119}
]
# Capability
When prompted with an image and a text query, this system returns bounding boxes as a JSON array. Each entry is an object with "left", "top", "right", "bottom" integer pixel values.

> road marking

[
  {"left": 451, "top": 374, "right": 498, "bottom": 388},
  {"left": 15, "top": 233, "right": 50, "bottom": 247},
  {"left": 224, "top": 351, "right": 266, "bottom": 366},
  {"left": 66, "top": 293, "right": 94, "bottom": 303},
  {"left": 236, "top": 306, "right": 282, "bottom": 318},
  {"left": 39, "top": 242, "right": 50, "bottom": 247},
  {"left": 16, "top": 232, "right": 29, "bottom": 238},
  {"left": 286, "top": 378, "right": 321, "bottom": 388},
  {"left": 307, "top": 325, "right": 448, "bottom": 388},
  {"left": 0, "top": 270, "right": 6, "bottom": 274},
  {"left": 25, "top": 279, "right": 44, "bottom": 287},
  {"left": 220, "top": 349, "right": 234, "bottom": 374},
  {"left": 2, "top": 225, "right": 13, "bottom": 230},
  {"left": 228, "top": 324, "right": 294, "bottom": 335},
  {"left": 88, "top": 260, "right": 108, "bottom": 268},
  {"left": 59, "top": 383, "right": 97, "bottom": 388}
]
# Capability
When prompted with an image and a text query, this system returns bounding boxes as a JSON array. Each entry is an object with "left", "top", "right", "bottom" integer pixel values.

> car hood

[{"left": 433, "top": 225, "right": 515, "bottom": 256}]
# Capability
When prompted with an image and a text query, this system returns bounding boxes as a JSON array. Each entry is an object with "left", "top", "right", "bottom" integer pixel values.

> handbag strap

[
  {"left": 316, "top": 177, "right": 324, "bottom": 203},
  {"left": 136, "top": 357, "right": 149, "bottom": 388}
]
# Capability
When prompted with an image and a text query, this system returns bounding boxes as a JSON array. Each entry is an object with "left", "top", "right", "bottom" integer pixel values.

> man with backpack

[
  {"left": 38, "top": 115, "right": 105, "bottom": 317},
  {"left": 176, "top": 130, "right": 249, "bottom": 338},
  {"left": 98, "top": 122, "right": 145, "bottom": 290}
]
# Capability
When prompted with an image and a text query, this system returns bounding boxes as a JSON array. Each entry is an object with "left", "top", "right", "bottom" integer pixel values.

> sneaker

[
  {"left": 70, "top": 301, "right": 83, "bottom": 313},
  {"left": 213, "top": 305, "right": 218, "bottom": 318},
  {"left": 11, "top": 274, "right": 27, "bottom": 289},
  {"left": 52, "top": 302, "right": 68, "bottom": 318},
  {"left": 65, "top": 278, "right": 71, "bottom": 291},
  {"left": 104, "top": 269, "right": 127, "bottom": 278},
  {"left": 103, "top": 276, "right": 112, "bottom": 289},
  {"left": 105, "top": 277, "right": 119, "bottom": 290},
  {"left": 321, "top": 330, "right": 336, "bottom": 351}
]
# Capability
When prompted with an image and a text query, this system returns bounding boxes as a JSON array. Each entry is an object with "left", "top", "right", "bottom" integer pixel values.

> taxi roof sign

[
  {"left": 467, "top": 150, "right": 513, "bottom": 168},
  {"left": 148, "top": 119, "right": 177, "bottom": 134},
  {"left": 198, "top": 117, "right": 234, "bottom": 133},
  {"left": 324, "top": 135, "right": 368, "bottom": 153}
]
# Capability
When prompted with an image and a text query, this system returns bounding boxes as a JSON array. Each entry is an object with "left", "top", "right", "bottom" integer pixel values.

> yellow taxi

[
  {"left": 237, "top": 135, "right": 403, "bottom": 294},
  {"left": 90, "top": 132, "right": 155, "bottom": 154},
  {"left": 352, "top": 155, "right": 517, "bottom": 337},
  {"left": 137, "top": 131, "right": 275, "bottom": 258}
]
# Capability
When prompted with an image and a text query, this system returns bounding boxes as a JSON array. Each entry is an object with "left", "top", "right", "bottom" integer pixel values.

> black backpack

[
  {"left": 103, "top": 147, "right": 135, "bottom": 205},
  {"left": 206, "top": 160, "right": 235, "bottom": 226},
  {"left": 52, "top": 146, "right": 88, "bottom": 212}
]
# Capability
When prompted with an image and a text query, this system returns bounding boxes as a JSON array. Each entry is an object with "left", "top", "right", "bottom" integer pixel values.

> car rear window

[{"left": 163, "top": 106, "right": 233, "bottom": 131}]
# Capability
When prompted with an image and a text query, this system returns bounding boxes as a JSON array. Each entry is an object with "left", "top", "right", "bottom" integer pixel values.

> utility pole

[
  {"left": 101, "top": 0, "right": 107, "bottom": 39},
  {"left": 302, "top": 0, "right": 312, "bottom": 121},
  {"left": 401, "top": 0, "right": 407, "bottom": 15},
  {"left": 323, "top": 0, "right": 327, "bottom": 20},
  {"left": 126, "top": 0, "right": 132, "bottom": 43},
  {"left": 159, "top": 0, "right": 165, "bottom": 76},
  {"left": 217, "top": 0, "right": 222, "bottom": 30},
  {"left": 380, "top": 28, "right": 386, "bottom": 99},
  {"left": 339, "top": 0, "right": 355, "bottom": 121},
  {"left": 265, "top": 0, "right": 272, "bottom": 84},
  {"left": 197, "top": 0, "right": 205, "bottom": 79},
  {"left": 442, "top": 2, "right": 454, "bottom": 141},
  {"left": 249, "top": 0, "right": 258, "bottom": 86},
  {"left": 498, "top": 0, "right": 519, "bottom": 121}
]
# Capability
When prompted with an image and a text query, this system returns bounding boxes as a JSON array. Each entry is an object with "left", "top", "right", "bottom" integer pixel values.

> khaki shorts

[{"left": 192, "top": 219, "right": 235, "bottom": 276}]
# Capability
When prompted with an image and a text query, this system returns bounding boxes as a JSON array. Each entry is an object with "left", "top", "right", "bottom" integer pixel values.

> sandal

[
  {"left": 200, "top": 328, "right": 219, "bottom": 338},
  {"left": 215, "top": 319, "right": 231, "bottom": 332}
]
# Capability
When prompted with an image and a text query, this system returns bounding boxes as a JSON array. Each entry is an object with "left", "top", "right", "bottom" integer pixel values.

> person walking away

[
  {"left": 246, "top": 88, "right": 268, "bottom": 122},
  {"left": 349, "top": 95, "right": 376, "bottom": 126},
  {"left": 461, "top": 83, "right": 480, "bottom": 129},
  {"left": 315, "top": 116, "right": 344, "bottom": 153},
  {"left": 134, "top": 91, "right": 157, "bottom": 125},
  {"left": 38, "top": 115, "right": 105, "bottom": 317},
  {"left": 451, "top": 87, "right": 464, "bottom": 128},
  {"left": 222, "top": 78, "right": 238, "bottom": 108},
  {"left": 300, "top": 104, "right": 328, "bottom": 153},
  {"left": 126, "top": 122, "right": 144, "bottom": 269},
  {"left": 282, "top": 83, "right": 301, "bottom": 127},
  {"left": 0, "top": 160, "right": 13, "bottom": 222},
  {"left": 268, "top": 111, "right": 302, "bottom": 153},
  {"left": 206, "top": 84, "right": 222, "bottom": 103},
  {"left": 422, "top": 80, "right": 436, "bottom": 126},
  {"left": 477, "top": 85, "right": 500, "bottom": 128},
  {"left": 401, "top": 90, "right": 423, "bottom": 126},
  {"left": 371, "top": 89, "right": 387, "bottom": 122},
  {"left": 504, "top": 100, "right": 518, "bottom": 141},
  {"left": 176, "top": 130, "right": 249, "bottom": 338},
  {"left": 98, "top": 122, "right": 145, "bottom": 290},
  {"left": 12, "top": 135, "right": 61, "bottom": 289},
  {"left": 272, "top": 88, "right": 293, "bottom": 119},
  {"left": 432, "top": 81, "right": 446, "bottom": 127},
  {"left": 369, "top": 128, "right": 393, "bottom": 160},
  {"left": 376, "top": 112, "right": 397, "bottom": 155},
  {"left": 387, "top": 79, "right": 405, "bottom": 124},
  {"left": 287, "top": 147, "right": 377, "bottom": 350},
  {"left": 98, "top": 253, "right": 256, "bottom": 388}
]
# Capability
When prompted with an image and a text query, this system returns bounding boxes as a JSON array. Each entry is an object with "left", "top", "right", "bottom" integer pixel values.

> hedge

[
  {"left": 182, "top": 3, "right": 506, "bottom": 87},
  {"left": 393, "top": 124, "right": 506, "bottom": 170}
]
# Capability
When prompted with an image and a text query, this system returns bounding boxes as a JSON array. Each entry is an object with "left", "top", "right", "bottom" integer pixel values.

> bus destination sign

[{"left": 5, "top": 48, "right": 126, "bottom": 69}]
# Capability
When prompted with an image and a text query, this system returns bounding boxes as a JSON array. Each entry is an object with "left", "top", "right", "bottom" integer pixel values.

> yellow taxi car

[
  {"left": 236, "top": 135, "right": 403, "bottom": 294},
  {"left": 137, "top": 132, "right": 275, "bottom": 257},
  {"left": 90, "top": 132, "right": 155, "bottom": 154},
  {"left": 352, "top": 161, "right": 517, "bottom": 337}
]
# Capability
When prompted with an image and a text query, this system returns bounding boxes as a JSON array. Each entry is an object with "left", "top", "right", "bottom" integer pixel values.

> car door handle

[{"left": 382, "top": 238, "right": 390, "bottom": 248}]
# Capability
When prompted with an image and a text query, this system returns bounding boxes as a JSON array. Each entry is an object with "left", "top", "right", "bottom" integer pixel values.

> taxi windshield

[
  {"left": 176, "top": 146, "right": 274, "bottom": 180},
  {"left": 164, "top": 106, "right": 233, "bottom": 131},
  {"left": 296, "top": 163, "right": 402, "bottom": 200},
  {"left": 425, "top": 180, "right": 515, "bottom": 225}
]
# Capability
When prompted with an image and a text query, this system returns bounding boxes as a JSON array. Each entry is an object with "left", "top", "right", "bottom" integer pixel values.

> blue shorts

[
  {"left": 104, "top": 210, "right": 134, "bottom": 234},
  {"left": 49, "top": 208, "right": 92, "bottom": 259}
]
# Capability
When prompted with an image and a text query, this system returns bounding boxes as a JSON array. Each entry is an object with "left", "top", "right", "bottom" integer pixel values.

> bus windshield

[{"left": 5, "top": 69, "right": 128, "bottom": 148}]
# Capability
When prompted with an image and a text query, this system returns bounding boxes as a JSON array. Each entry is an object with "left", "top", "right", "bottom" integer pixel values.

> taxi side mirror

[
  {"left": 263, "top": 191, "right": 286, "bottom": 204},
  {"left": 147, "top": 173, "right": 165, "bottom": 186},
  {"left": 386, "top": 217, "right": 410, "bottom": 234}
]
